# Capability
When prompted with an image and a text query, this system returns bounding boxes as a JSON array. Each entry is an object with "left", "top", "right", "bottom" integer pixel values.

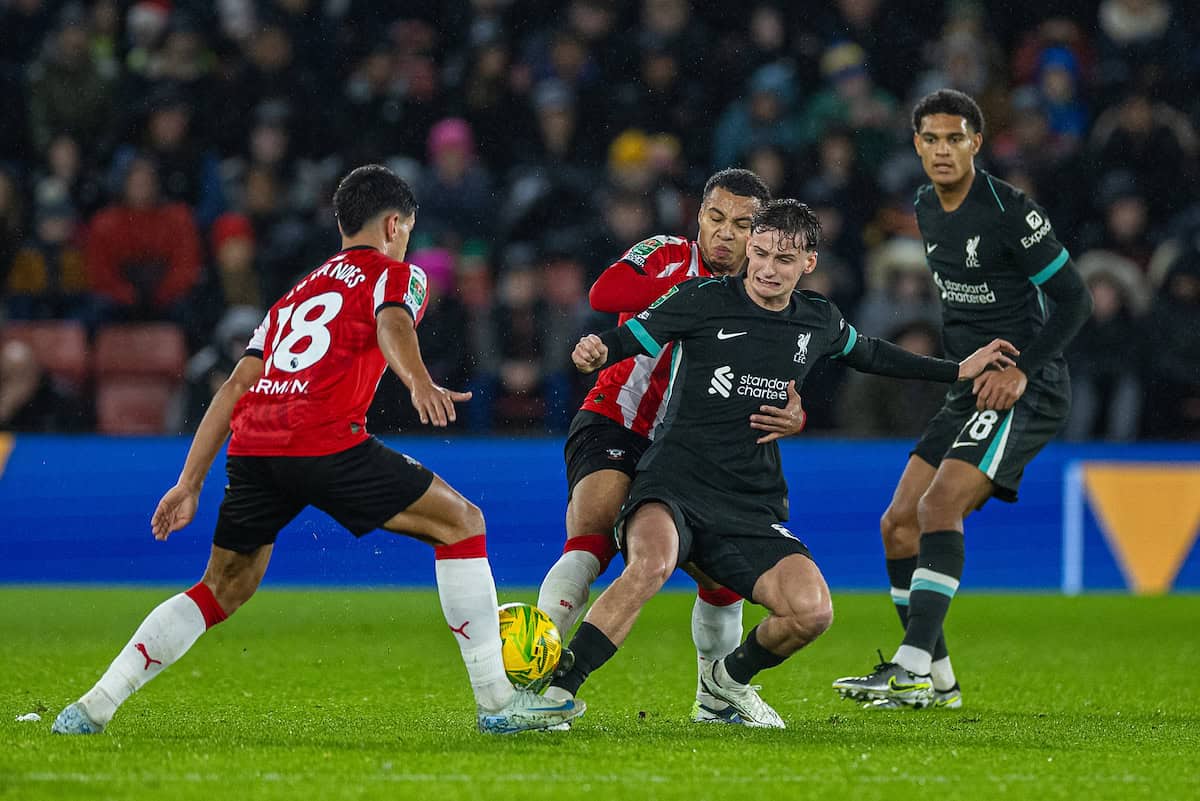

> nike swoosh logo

[
  {"left": 716, "top": 329, "right": 748, "bottom": 340},
  {"left": 888, "top": 676, "right": 930, "bottom": 693},
  {"left": 926, "top": 242, "right": 938, "bottom": 254},
  {"left": 950, "top": 441, "right": 978, "bottom": 449}
]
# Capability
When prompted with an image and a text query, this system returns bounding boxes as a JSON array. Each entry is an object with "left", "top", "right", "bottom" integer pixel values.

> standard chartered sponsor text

[
  {"left": 935, "top": 273, "right": 997, "bottom": 304},
  {"left": 738, "top": 374, "right": 789, "bottom": 400}
]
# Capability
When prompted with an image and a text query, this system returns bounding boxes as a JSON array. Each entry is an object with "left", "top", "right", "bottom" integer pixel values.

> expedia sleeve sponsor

[{"left": 1009, "top": 192, "right": 1068, "bottom": 282}]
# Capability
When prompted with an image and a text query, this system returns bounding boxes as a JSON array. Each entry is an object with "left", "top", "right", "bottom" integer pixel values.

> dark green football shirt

[
  {"left": 607, "top": 276, "right": 863, "bottom": 519},
  {"left": 917, "top": 169, "right": 1071, "bottom": 386}
]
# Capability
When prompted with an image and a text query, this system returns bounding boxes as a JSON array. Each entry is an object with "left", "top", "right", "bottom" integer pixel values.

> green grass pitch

[{"left": 2, "top": 587, "right": 1197, "bottom": 800}]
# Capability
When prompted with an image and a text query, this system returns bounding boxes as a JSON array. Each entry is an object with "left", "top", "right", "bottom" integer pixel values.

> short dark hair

[
  {"left": 751, "top": 199, "right": 822, "bottom": 251},
  {"left": 702, "top": 168, "right": 772, "bottom": 205},
  {"left": 332, "top": 164, "right": 418, "bottom": 236},
  {"left": 912, "top": 89, "right": 985, "bottom": 135}
]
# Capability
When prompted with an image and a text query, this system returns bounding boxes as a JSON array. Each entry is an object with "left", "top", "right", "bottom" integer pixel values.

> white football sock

[
  {"left": 79, "top": 592, "right": 209, "bottom": 726},
  {"left": 537, "top": 550, "right": 602, "bottom": 636},
  {"left": 435, "top": 554, "right": 512, "bottom": 712},
  {"left": 931, "top": 656, "right": 957, "bottom": 691},
  {"left": 692, "top": 596, "right": 743, "bottom": 695},
  {"left": 893, "top": 644, "right": 933, "bottom": 677}
]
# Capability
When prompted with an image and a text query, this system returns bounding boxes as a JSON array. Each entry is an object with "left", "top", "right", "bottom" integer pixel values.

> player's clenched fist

[{"left": 573, "top": 334, "right": 608, "bottom": 374}]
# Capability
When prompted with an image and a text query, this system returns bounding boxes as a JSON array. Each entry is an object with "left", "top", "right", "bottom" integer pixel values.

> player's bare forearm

[
  {"left": 178, "top": 355, "right": 263, "bottom": 491},
  {"left": 377, "top": 306, "right": 434, "bottom": 390}
]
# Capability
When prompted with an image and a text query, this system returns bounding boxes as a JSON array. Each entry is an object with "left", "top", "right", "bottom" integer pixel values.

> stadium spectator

[
  {"left": 1033, "top": 46, "right": 1089, "bottom": 143},
  {"left": 111, "top": 87, "right": 225, "bottom": 227},
  {"left": 610, "top": 38, "right": 706, "bottom": 164},
  {"left": 25, "top": 6, "right": 115, "bottom": 159},
  {"left": 1065, "top": 250, "right": 1148, "bottom": 441},
  {"left": 36, "top": 133, "right": 105, "bottom": 221},
  {"left": 1079, "top": 171, "right": 1156, "bottom": 271},
  {"left": 1087, "top": 90, "right": 1198, "bottom": 221},
  {"left": 418, "top": 118, "right": 496, "bottom": 247},
  {"left": 838, "top": 320, "right": 949, "bottom": 437},
  {"left": 1140, "top": 251, "right": 1200, "bottom": 439},
  {"left": 491, "top": 246, "right": 551, "bottom": 431},
  {"left": 0, "top": 170, "right": 24, "bottom": 289},
  {"left": 853, "top": 238, "right": 941, "bottom": 339},
  {"left": 176, "top": 304, "right": 263, "bottom": 433},
  {"left": 800, "top": 42, "right": 898, "bottom": 172},
  {"left": 4, "top": 180, "right": 90, "bottom": 321},
  {"left": 712, "top": 61, "right": 803, "bottom": 169},
  {"left": 1095, "top": 0, "right": 1191, "bottom": 102},
  {"left": 209, "top": 212, "right": 260, "bottom": 309},
  {"left": 445, "top": 34, "right": 532, "bottom": 169},
  {"left": 84, "top": 155, "right": 203, "bottom": 328},
  {"left": 0, "top": 0, "right": 57, "bottom": 69},
  {"left": 0, "top": 339, "right": 87, "bottom": 432},
  {"left": 341, "top": 41, "right": 410, "bottom": 166},
  {"left": 579, "top": 189, "right": 658, "bottom": 283}
]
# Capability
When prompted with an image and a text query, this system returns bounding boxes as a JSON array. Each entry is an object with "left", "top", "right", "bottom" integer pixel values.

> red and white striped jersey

[
  {"left": 582, "top": 235, "right": 710, "bottom": 438},
  {"left": 228, "top": 245, "right": 429, "bottom": 457}
]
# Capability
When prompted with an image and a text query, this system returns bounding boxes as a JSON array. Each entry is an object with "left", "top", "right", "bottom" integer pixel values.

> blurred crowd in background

[{"left": 1, "top": 0, "right": 1198, "bottom": 439}]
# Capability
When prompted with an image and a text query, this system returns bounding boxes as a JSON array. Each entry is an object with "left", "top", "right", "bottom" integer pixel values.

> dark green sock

[
  {"left": 901, "top": 531, "right": 965, "bottom": 655},
  {"left": 887, "top": 555, "right": 949, "bottom": 661},
  {"left": 550, "top": 622, "right": 617, "bottom": 696}
]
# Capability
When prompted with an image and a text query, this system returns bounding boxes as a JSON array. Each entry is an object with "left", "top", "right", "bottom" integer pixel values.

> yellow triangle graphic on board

[
  {"left": 0, "top": 433, "right": 12, "bottom": 479},
  {"left": 1084, "top": 464, "right": 1200, "bottom": 594}
]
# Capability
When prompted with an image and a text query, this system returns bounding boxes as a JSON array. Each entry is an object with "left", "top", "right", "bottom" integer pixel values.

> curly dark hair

[
  {"left": 912, "top": 88, "right": 985, "bottom": 135},
  {"left": 750, "top": 199, "right": 822, "bottom": 252}
]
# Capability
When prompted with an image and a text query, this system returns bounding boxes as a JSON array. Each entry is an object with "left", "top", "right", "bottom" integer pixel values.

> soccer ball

[{"left": 497, "top": 602, "right": 562, "bottom": 688}]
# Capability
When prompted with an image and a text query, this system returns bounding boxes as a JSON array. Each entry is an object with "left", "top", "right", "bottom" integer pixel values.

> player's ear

[{"left": 971, "top": 132, "right": 983, "bottom": 155}]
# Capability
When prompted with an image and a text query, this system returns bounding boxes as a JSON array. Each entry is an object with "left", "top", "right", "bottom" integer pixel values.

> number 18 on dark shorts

[{"left": 913, "top": 383, "right": 1068, "bottom": 503}]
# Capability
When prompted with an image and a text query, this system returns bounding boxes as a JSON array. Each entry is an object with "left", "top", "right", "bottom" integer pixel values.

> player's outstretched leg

[
  {"left": 702, "top": 554, "right": 833, "bottom": 729},
  {"left": 538, "top": 470, "right": 627, "bottom": 637},
  {"left": 434, "top": 535, "right": 583, "bottom": 732},
  {"left": 391, "top": 476, "right": 584, "bottom": 733},
  {"left": 545, "top": 503, "right": 679, "bottom": 712},
  {"left": 689, "top": 584, "right": 744, "bottom": 724},
  {"left": 53, "top": 544, "right": 266, "bottom": 734}
]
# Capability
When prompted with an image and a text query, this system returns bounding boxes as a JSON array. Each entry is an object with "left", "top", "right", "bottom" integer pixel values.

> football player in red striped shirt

[
  {"left": 538, "top": 169, "right": 807, "bottom": 724},
  {"left": 53, "top": 165, "right": 583, "bottom": 736}
]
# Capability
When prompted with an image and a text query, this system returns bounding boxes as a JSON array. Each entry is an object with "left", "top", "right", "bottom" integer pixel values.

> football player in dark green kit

[
  {"left": 833, "top": 89, "right": 1093, "bottom": 709},
  {"left": 541, "top": 199, "right": 1017, "bottom": 727}
]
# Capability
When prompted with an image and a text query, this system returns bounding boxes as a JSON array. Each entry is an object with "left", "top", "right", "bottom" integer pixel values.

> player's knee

[
  {"left": 917, "top": 489, "right": 958, "bottom": 529},
  {"left": 624, "top": 555, "right": 673, "bottom": 593},
  {"left": 880, "top": 505, "right": 918, "bottom": 552},
  {"left": 458, "top": 499, "right": 485, "bottom": 536},
  {"left": 786, "top": 595, "right": 833, "bottom": 642},
  {"left": 440, "top": 497, "right": 485, "bottom": 542}
]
